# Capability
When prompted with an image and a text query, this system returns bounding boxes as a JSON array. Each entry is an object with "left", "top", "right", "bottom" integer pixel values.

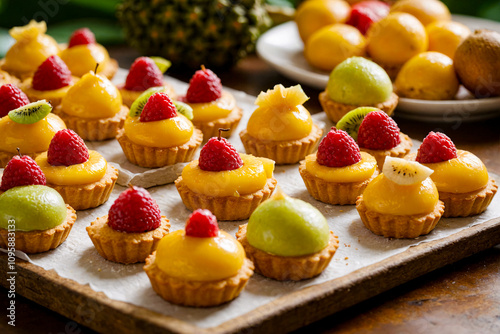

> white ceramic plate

[{"left": 256, "top": 14, "right": 500, "bottom": 122}]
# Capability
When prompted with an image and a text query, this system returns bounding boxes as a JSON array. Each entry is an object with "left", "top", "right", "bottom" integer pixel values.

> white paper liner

[{"left": 0, "top": 70, "right": 499, "bottom": 329}]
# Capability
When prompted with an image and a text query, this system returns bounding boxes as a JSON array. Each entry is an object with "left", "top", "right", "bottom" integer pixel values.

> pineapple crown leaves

[{"left": 255, "top": 84, "right": 309, "bottom": 111}]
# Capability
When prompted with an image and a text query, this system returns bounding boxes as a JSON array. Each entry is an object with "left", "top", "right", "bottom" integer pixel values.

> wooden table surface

[{"left": 1, "top": 48, "right": 500, "bottom": 334}]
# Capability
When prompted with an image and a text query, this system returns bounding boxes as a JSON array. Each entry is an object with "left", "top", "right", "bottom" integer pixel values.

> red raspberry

[
  {"left": 124, "top": 57, "right": 164, "bottom": 91},
  {"left": 68, "top": 28, "right": 96, "bottom": 48},
  {"left": 347, "top": 1, "right": 390, "bottom": 35},
  {"left": 0, "top": 153, "right": 46, "bottom": 191},
  {"left": 199, "top": 133, "right": 243, "bottom": 171},
  {"left": 416, "top": 131, "right": 457, "bottom": 163},
  {"left": 186, "top": 66, "right": 222, "bottom": 103},
  {"left": 140, "top": 92, "right": 177, "bottom": 122},
  {"left": 185, "top": 209, "right": 219, "bottom": 238},
  {"left": 47, "top": 129, "right": 89, "bottom": 166},
  {"left": 32, "top": 55, "right": 72, "bottom": 91},
  {"left": 0, "top": 84, "right": 30, "bottom": 117},
  {"left": 108, "top": 186, "right": 161, "bottom": 233},
  {"left": 317, "top": 128, "right": 362, "bottom": 167},
  {"left": 357, "top": 111, "right": 401, "bottom": 150}
]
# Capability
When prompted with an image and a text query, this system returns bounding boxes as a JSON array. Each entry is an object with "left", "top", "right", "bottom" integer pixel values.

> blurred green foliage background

[{"left": 0, "top": 0, "right": 498, "bottom": 57}]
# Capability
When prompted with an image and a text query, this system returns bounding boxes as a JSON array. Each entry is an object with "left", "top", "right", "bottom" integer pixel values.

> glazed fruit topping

[
  {"left": 124, "top": 57, "right": 164, "bottom": 91},
  {"left": 185, "top": 209, "right": 219, "bottom": 238},
  {"left": 108, "top": 186, "right": 162, "bottom": 233},
  {"left": 347, "top": 0, "right": 390, "bottom": 35},
  {"left": 32, "top": 55, "right": 72, "bottom": 91},
  {"left": 47, "top": 129, "right": 90, "bottom": 166},
  {"left": 68, "top": 27, "right": 96, "bottom": 48},
  {"left": 185, "top": 65, "right": 222, "bottom": 103},
  {"left": 199, "top": 129, "right": 243, "bottom": 171},
  {"left": 0, "top": 150, "right": 46, "bottom": 191},
  {"left": 317, "top": 128, "right": 362, "bottom": 167},
  {"left": 140, "top": 92, "right": 177, "bottom": 122},
  {"left": 0, "top": 84, "right": 30, "bottom": 117},
  {"left": 416, "top": 131, "right": 457, "bottom": 163},
  {"left": 357, "top": 111, "right": 401, "bottom": 150}
]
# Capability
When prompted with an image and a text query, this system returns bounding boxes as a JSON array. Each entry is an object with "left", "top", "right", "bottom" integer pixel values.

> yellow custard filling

[
  {"left": 0, "top": 113, "right": 66, "bottom": 153},
  {"left": 305, "top": 152, "right": 377, "bottom": 183},
  {"left": 60, "top": 44, "right": 110, "bottom": 77},
  {"left": 155, "top": 230, "right": 245, "bottom": 281},
  {"left": 182, "top": 154, "right": 275, "bottom": 197},
  {"left": 363, "top": 174, "right": 439, "bottom": 215},
  {"left": 61, "top": 72, "right": 122, "bottom": 119},
  {"left": 189, "top": 91, "right": 235, "bottom": 122},
  {"left": 124, "top": 114, "right": 194, "bottom": 148},
  {"left": 422, "top": 150, "right": 489, "bottom": 194},
  {"left": 35, "top": 150, "right": 107, "bottom": 186},
  {"left": 247, "top": 104, "right": 313, "bottom": 141}
]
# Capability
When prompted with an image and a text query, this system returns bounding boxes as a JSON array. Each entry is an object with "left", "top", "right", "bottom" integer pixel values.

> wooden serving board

[{"left": 2, "top": 216, "right": 500, "bottom": 334}]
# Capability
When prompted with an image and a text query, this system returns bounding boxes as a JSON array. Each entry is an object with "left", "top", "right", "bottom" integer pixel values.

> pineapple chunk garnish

[
  {"left": 9, "top": 20, "right": 46, "bottom": 40},
  {"left": 255, "top": 84, "right": 309, "bottom": 111}
]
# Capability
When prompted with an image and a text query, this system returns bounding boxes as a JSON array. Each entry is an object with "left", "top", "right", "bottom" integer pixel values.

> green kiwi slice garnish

[
  {"left": 335, "top": 107, "right": 379, "bottom": 141},
  {"left": 8, "top": 100, "right": 52, "bottom": 124},
  {"left": 129, "top": 87, "right": 167, "bottom": 117},
  {"left": 173, "top": 101, "right": 193, "bottom": 120},
  {"left": 149, "top": 56, "right": 171, "bottom": 74}
]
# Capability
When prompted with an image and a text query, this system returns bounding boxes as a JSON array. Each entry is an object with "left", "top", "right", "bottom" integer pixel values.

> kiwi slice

[
  {"left": 129, "top": 86, "right": 168, "bottom": 117},
  {"left": 335, "top": 107, "right": 379, "bottom": 141},
  {"left": 8, "top": 100, "right": 52, "bottom": 124},
  {"left": 150, "top": 56, "right": 171, "bottom": 74},
  {"left": 173, "top": 101, "right": 193, "bottom": 120}
]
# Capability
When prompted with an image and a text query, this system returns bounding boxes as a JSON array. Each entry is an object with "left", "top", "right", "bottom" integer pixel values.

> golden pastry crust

[
  {"left": 175, "top": 176, "right": 278, "bottom": 221},
  {"left": 236, "top": 224, "right": 339, "bottom": 281},
  {"left": 0, "top": 69, "right": 20, "bottom": 85},
  {"left": 117, "top": 128, "right": 203, "bottom": 168},
  {"left": 53, "top": 104, "right": 128, "bottom": 141},
  {"left": 86, "top": 215, "right": 170, "bottom": 264},
  {"left": 46, "top": 164, "right": 118, "bottom": 211},
  {"left": 356, "top": 195, "right": 445, "bottom": 239},
  {"left": 193, "top": 106, "right": 243, "bottom": 142},
  {"left": 119, "top": 83, "right": 177, "bottom": 107},
  {"left": 299, "top": 161, "right": 379, "bottom": 205},
  {"left": 19, "top": 77, "right": 78, "bottom": 107},
  {"left": 0, "top": 205, "right": 76, "bottom": 254},
  {"left": 439, "top": 178, "right": 497, "bottom": 217},
  {"left": 144, "top": 251, "right": 254, "bottom": 307},
  {"left": 240, "top": 123, "right": 323, "bottom": 165},
  {"left": 0, "top": 150, "right": 43, "bottom": 168},
  {"left": 360, "top": 132, "right": 413, "bottom": 170},
  {"left": 319, "top": 91, "right": 398, "bottom": 123}
]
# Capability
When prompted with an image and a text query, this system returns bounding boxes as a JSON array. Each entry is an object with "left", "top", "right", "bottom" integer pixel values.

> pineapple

[
  {"left": 117, "top": 0, "right": 271, "bottom": 69},
  {"left": 255, "top": 84, "right": 309, "bottom": 111}
]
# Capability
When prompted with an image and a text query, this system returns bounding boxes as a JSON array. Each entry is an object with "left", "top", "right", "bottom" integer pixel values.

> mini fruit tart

[
  {"left": 178, "top": 66, "right": 242, "bottom": 142},
  {"left": 356, "top": 157, "right": 445, "bottom": 239},
  {"left": 144, "top": 209, "right": 254, "bottom": 307},
  {"left": 118, "top": 56, "right": 176, "bottom": 107},
  {"left": 0, "top": 20, "right": 60, "bottom": 80},
  {"left": 176, "top": 130, "right": 277, "bottom": 221},
  {"left": 236, "top": 188, "right": 339, "bottom": 281},
  {"left": 35, "top": 129, "right": 118, "bottom": 211},
  {"left": 20, "top": 55, "right": 78, "bottom": 107},
  {"left": 60, "top": 28, "right": 118, "bottom": 79},
  {"left": 414, "top": 132, "right": 498, "bottom": 217},
  {"left": 87, "top": 186, "right": 170, "bottom": 264},
  {"left": 240, "top": 84, "right": 323, "bottom": 165},
  {"left": 117, "top": 92, "right": 202, "bottom": 167},
  {"left": 299, "top": 128, "right": 378, "bottom": 205},
  {"left": 0, "top": 100, "right": 66, "bottom": 168},
  {"left": 319, "top": 57, "right": 398, "bottom": 123},
  {"left": 0, "top": 156, "right": 75, "bottom": 253},
  {"left": 337, "top": 108, "right": 412, "bottom": 170},
  {"left": 54, "top": 69, "right": 128, "bottom": 141}
]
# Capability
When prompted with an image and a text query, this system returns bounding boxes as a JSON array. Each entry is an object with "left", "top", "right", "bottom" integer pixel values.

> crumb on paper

[{"left": 344, "top": 257, "right": 349, "bottom": 260}]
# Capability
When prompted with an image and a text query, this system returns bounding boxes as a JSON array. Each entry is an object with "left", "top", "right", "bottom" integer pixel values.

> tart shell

[
  {"left": 236, "top": 224, "right": 339, "bottom": 281},
  {"left": 193, "top": 106, "right": 243, "bottom": 142},
  {"left": 175, "top": 176, "right": 278, "bottom": 221},
  {"left": 144, "top": 251, "right": 254, "bottom": 307},
  {"left": 86, "top": 215, "right": 170, "bottom": 264},
  {"left": 439, "top": 178, "right": 497, "bottom": 217},
  {"left": 356, "top": 195, "right": 445, "bottom": 239},
  {"left": 240, "top": 123, "right": 323, "bottom": 165},
  {"left": 0, "top": 205, "right": 76, "bottom": 254},
  {"left": 360, "top": 132, "right": 413, "bottom": 170}
]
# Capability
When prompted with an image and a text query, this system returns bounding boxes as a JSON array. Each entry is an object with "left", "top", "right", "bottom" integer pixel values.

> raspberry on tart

[
  {"left": 139, "top": 92, "right": 177, "bottom": 122},
  {"left": 199, "top": 129, "right": 243, "bottom": 171},
  {"left": 0, "top": 150, "right": 46, "bottom": 192},
  {"left": 185, "top": 209, "right": 219, "bottom": 238},
  {"left": 47, "top": 129, "right": 89, "bottom": 166},
  {"left": 416, "top": 131, "right": 457, "bottom": 163},
  {"left": 299, "top": 128, "right": 378, "bottom": 205},
  {"left": 186, "top": 66, "right": 222, "bottom": 103},
  {"left": 0, "top": 84, "right": 30, "bottom": 117},
  {"left": 68, "top": 28, "right": 96, "bottom": 48},
  {"left": 87, "top": 186, "right": 170, "bottom": 264}
]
